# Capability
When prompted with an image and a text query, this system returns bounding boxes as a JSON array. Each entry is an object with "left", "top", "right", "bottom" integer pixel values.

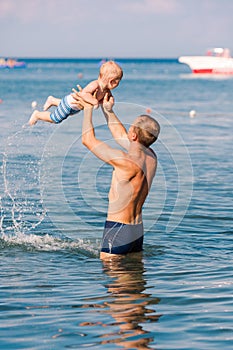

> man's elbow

[
  {"left": 82, "top": 134, "right": 92, "bottom": 149},
  {"left": 82, "top": 135, "right": 89, "bottom": 147}
]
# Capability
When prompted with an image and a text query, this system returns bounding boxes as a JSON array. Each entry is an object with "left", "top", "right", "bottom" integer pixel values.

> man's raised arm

[
  {"left": 82, "top": 102, "right": 127, "bottom": 167},
  {"left": 101, "top": 94, "right": 130, "bottom": 150}
]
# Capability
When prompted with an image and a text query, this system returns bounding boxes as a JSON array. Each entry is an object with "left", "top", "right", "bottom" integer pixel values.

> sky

[{"left": 0, "top": 0, "right": 233, "bottom": 58}]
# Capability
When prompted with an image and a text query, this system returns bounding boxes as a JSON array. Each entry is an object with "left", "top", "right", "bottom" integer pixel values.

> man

[{"left": 74, "top": 92, "right": 160, "bottom": 259}]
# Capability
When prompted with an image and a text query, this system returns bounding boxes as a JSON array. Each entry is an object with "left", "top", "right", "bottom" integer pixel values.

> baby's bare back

[{"left": 82, "top": 80, "right": 109, "bottom": 104}]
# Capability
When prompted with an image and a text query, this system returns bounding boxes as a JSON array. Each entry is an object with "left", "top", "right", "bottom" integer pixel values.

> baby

[{"left": 29, "top": 60, "right": 123, "bottom": 125}]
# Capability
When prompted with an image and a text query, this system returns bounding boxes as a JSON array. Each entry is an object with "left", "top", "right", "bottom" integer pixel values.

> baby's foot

[
  {"left": 29, "top": 110, "right": 39, "bottom": 125},
  {"left": 43, "top": 95, "right": 55, "bottom": 111}
]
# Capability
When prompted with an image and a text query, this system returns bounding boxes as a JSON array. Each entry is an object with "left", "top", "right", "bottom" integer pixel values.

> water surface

[{"left": 0, "top": 58, "right": 233, "bottom": 349}]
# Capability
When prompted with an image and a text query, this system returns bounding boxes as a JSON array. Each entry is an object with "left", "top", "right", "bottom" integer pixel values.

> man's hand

[
  {"left": 71, "top": 88, "right": 94, "bottom": 110},
  {"left": 102, "top": 93, "right": 115, "bottom": 113}
]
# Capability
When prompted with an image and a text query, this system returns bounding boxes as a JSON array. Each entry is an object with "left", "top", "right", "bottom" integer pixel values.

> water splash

[
  {"left": 0, "top": 230, "right": 100, "bottom": 255},
  {"left": 0, "top": 124, "right": 102, "bottom": 256},
  {"left": 0, "top": 125, "right": 48, "bottom": 236}
]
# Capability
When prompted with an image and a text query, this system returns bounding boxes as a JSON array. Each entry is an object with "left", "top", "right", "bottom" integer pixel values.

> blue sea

[{"left": 0, "top": 58, "right": 232, "bottom": 349}]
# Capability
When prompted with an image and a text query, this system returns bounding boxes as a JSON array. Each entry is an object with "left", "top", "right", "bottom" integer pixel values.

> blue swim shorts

[
  {"left": 50, "top": 95, "right": 80, "bottom": 123},
  {"left": 101, "top": 220, "right": 144, "bottom": 255}
]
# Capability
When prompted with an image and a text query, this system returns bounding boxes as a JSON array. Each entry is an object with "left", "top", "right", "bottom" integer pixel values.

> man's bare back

[{"left": 107, "top": 145, "right": 157, "bottom": 225}]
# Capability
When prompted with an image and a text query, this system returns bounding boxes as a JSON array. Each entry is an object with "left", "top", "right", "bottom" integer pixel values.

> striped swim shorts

[{"left": 50, "top": 95, "right": 80, "bottom": 123}]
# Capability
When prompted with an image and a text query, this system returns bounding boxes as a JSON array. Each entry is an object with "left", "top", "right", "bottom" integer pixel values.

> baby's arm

[{"left": 79, "top": 80, "right": 99, "bottom": 106}]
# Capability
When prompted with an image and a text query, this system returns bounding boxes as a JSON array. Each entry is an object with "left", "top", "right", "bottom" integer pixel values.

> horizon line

[{"left": 2, "top": 56, "right": 179, "bottom": 60}]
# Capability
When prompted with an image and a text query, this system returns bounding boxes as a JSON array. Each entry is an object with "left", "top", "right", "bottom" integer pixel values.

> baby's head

[{"left": 99, "top": 61, "right": 123, "bottom": 90}]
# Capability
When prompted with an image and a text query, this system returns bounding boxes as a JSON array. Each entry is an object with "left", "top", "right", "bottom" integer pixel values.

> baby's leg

[
  {"left": 29, "top": 110, "right": 54, "bottom": 125},
  {"left": 43, "top": 96, "right": 61, "bottom": 111}
]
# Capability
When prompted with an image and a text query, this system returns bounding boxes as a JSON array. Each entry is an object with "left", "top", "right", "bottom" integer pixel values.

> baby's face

[{"left": 108, "top": 77, "right": 121, "bottom": 90}]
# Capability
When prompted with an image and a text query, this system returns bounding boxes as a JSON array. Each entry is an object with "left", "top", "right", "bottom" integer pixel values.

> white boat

[{"left": 178, "top": 48, "right": 233, "bottom": 74}]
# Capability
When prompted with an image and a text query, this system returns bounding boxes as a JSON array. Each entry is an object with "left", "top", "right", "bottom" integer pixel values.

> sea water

[{"left": 0, "top": 58, "right": 232, "bottom": 349}]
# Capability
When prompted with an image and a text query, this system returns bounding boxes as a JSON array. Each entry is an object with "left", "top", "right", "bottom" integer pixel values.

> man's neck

[{"left": 128, "top": 141, "right": 145, "bottom": 156}]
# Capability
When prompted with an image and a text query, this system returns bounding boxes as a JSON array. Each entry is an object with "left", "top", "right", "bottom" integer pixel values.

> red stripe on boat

[
  {"left": 192, "top": 69, "right": 213, "bottom": 74},
  {"left": 193, "top": 69, "right": 233, "bottom": 74}
]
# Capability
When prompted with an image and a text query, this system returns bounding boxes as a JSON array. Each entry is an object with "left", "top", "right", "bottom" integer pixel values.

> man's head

[
  {"left": 128, "top": 115, "right": 160, "bottom": 147},
  {"left": 99, "top": 61, "right": 123, "bottom": 90}
]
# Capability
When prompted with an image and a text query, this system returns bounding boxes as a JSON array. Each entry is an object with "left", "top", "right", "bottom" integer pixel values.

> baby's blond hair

[{"left": 99, "top": 60, "right": 123, "bottom": 80}]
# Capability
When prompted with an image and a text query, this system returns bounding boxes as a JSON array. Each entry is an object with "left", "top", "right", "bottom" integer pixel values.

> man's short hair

[{"left": 133, "top": 115, "right": 160, "bottom": 147}]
